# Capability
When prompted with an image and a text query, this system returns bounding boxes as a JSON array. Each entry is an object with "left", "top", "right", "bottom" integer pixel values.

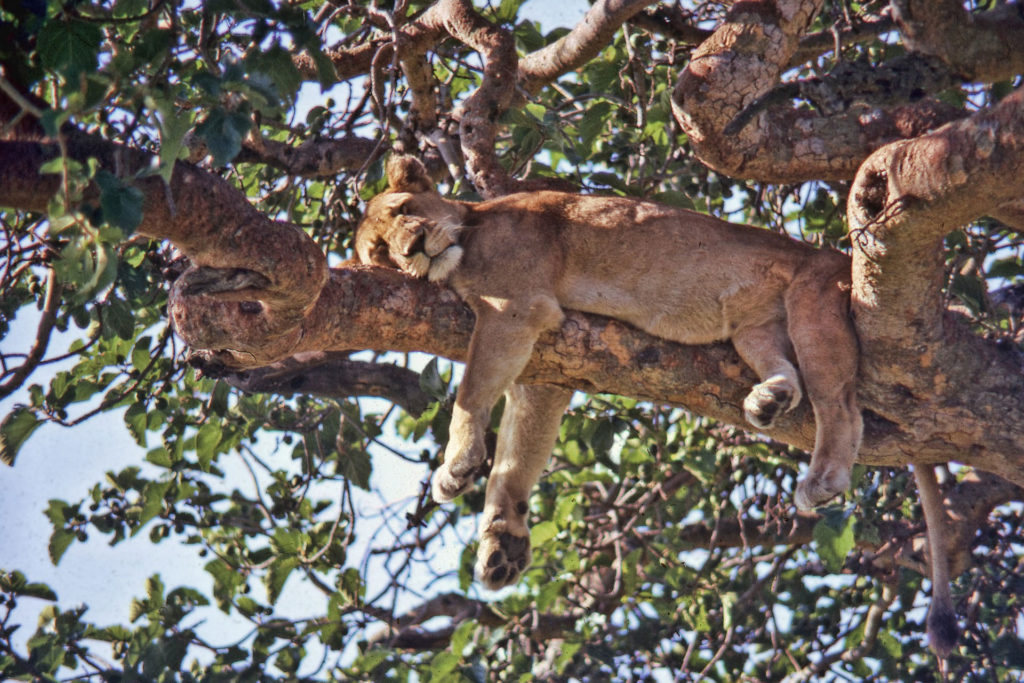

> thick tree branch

[
  {"left": 295, "top": 41, "right": 382, "bottom": 84},
  {"left": 2, "top": 93, "right": 1023, "bottom": 485},
  {"left": 517, "top": 0, "right": 659, "bottom": 96},
  {"left": 201, "top": 351, "right": 432, "bottom": 417},
  {"left": 671, "top": 0, "right": 960, "bottom": 183},
  {"left": 235, "top": 133, "right": 378, "bottom": 179},
  {"left": 892, "top": 0, "right": 1024, "bottom": 83},
  {"left": 848, "top": 86, "right": 1024, "bottom": 486},
  {"left": 0, "top": 133, "right": 328, "bottom": 352},
  {"left": 634, "top": 6, "right": 895, "bottom": 67},
  {"left": 307, "top": 0, "right": 662, "bottom": 195},
  {"left": 415, "top": 0, "right": 518, "bottom": 197}
]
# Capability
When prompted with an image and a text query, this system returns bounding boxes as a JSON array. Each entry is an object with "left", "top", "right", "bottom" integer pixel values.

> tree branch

[
  {"left": 518, "top": 0, "right": 660, "bottom": 97},
  {"left": 671, "top": 0, "right": 961, "bottom": 183},
  {"left": 848, "top": 85, "right": 1024, "bottom": 487},
  {"left": 892, "top": 0, "right": 1024, "bottom": 83},
  {"left": 0, "top": 268, "right": 60, "bottom": 400},
  {"left": 204, "top": 351, "right": 431, "bottom": 417},
  {"left": 2, "top": 90, "right": 1023, "bottom": 485},
  {"left": 235, "top": 133, "right": 378, "bottom": 179}
]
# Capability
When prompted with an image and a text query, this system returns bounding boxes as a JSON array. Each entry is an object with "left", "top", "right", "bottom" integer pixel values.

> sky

[{"left": 0, "top": 0, "right": 593, "bottom": 672}]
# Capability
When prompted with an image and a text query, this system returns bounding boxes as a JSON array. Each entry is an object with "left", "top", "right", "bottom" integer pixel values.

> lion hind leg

[
  {"left": 476, "top": 383, "right": 572, "bottom": 589},
  {"left": 786, "top": 278, "right": 863, "bottom": 510},
  {"left": 433, "top": 294, "right": 565, "bottom": 503}
]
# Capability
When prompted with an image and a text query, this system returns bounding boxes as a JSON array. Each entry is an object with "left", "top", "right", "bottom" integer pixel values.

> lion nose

[{"left": 402, "top": 232, "right": 426, "bottom": 257}]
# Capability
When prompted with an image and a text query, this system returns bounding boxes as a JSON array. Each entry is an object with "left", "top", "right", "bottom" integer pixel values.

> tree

[{"left": 1, "top": 0, "right": 1023, "bottom": 679}]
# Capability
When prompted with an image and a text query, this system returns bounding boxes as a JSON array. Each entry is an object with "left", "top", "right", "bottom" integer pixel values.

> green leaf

[
  {"left": 145, "top": 446, "right": 174, "bottom": 468},
  {"left": 993, "top": 633, "right": 1024, "bottom": 667},
  {"left": 128, "top": 597, "right": 147, "bottom": 622},
  {"left": 205, "top": 559, "right": 246, "bottom": 612},
  {"left": 530, "top": 520, "right": 558, "bottom": 546},
  {"left": 721, "top": 591, "right": 737, "bottom": 631},
  {"left": 337, "top": 446, "right": 372, "bottom": 490},
  {"left": 430, "top": 651, "right": 460, "bottom": 678},
  {"left": 246, "top": 46, "right": 302, "bottom": 102},
  {"left": 133, "top": 480, "right": 172, "bottom": 533},
  {"left": 44, "top": 499, "right": 71, "bottom": 528},
  {"left": 26, "top": 631, "right": 65, "bottom": 674},
  {"left": 209, "top": 380, "right": 230, "bottom": 416},
  {"left": 195, "top": 108, "right": 252, "bottom": 167},
  {"left": 307, "top": 48, "right": 338, "bottom": 88},
  {"left": 130, "top": 336, "right": 153, "bottom": 373},
  {"left": 150, "top": 95, "right": 195, "bottom": 183},
  {"left": 0, "top": 406, "right": 42, "bottom": 466},
  {"left": 419, "top": 357, "right": 448, "bottom": 401},
  {"left": 874, "top": 629, "right": 903, "bottom": 660},
  {"left": 271, "top": 528, "right": 306, "bottom": 556},
  {"left": 146, "top": 574, "right": 165, "bottom": 607},
  {"left": 18, "top": 576, "right": 58, "bottom": 602},
  {"left": 338, "top": 567, "right": 363, "bottom": 606},
  {"left": 103, "top": 296, "right": 136, "bottom": 339},
  {"left": 813, "top": 506, "right": 856, "bottom": 572},
  {"left": 449, "top": 619, "right": 477, "bottom": 655},
  {"left": 95, "top": 170, "right": 144, "bottom": 235},
  {"left": 652, "top": 190, "right": 695, "bottom": 209},
  {"left": 537, "top": 578, "right": 565, "bottom": 611},
  {"left": 494, "top": 0, "right": 524, "bottom": 23},
  {"left": 578, "top": 101, "right": 611, "bottom": 149},
  {"left": 266, "top": 556, "right": 299, "bottom": 605},
  {"left": 37, "top": 19, "right": 102, "bottom": 81},
  {"left": 48, "top": 529, "right": 75, "bottom": 565},
  {"left": 195, "top": 422, "right": 222, "bottom": 469},
  {"left": 0, "top": 571, "right": 57, "bottom": 601}
]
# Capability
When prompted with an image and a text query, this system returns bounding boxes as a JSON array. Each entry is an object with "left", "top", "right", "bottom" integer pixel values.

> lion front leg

[
  {"left": 476, "top": 383, "right": 572, "bottom": 589},
  {"left": 433, "top": 294, "right": 565, "bottom": 503}
]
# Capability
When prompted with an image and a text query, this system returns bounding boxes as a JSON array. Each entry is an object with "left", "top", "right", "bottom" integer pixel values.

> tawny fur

[{"left": 355, "top": 156, "right": 864, "bottom": 590}]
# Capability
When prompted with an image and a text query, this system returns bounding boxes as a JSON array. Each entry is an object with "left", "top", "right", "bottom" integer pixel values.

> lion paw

[
  {"left": 794, "top": 469, "right": 851, "bottom": 510},
  {"left": 431, "top": 460, "right": 480, "bottom": 502},
  {"left": 743, "top": 380, "right": 798, "bottom": 430},
  {"left": 476, "top": 526, "right": 531, "bottom": 590},
  {"left": 430, "top": 456, "right": 481, "bottom": 505}
]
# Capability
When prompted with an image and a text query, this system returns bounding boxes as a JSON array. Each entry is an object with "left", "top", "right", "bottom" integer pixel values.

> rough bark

[
  {"left": 210, "top": 352, "right": 431, "bottom": 417},
  {"left": 2, "top": 120, "right": 1023, "bottom": 486},
  {"left": 892, "top": 0, "right": 1024, "bottom": 83},
  {"left": 848, "top": 86, "right": 1024, "bottom": 486},
  {"left": 235, "top": 133, "right": 378, "bottom": 178},
  {"left": 671, "top": 0, "right": 963, "bottom": 183}
]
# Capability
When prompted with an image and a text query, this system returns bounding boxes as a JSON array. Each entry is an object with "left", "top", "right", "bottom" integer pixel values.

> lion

[
  {"left": 354, "top": 157, "right": 964, "bottom": 657},
  {"left": 355, "top": 155, "right": 862, "bottom": 585}
]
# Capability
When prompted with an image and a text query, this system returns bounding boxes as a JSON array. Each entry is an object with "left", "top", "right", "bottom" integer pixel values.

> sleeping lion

[{"left": 355, "top": 156, "right": 863, "bottom": 591}]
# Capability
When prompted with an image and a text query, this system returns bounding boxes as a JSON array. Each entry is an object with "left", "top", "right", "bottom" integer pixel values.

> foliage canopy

[{"left": 2, "top": 0, "right": 1024, "bottom": 681}]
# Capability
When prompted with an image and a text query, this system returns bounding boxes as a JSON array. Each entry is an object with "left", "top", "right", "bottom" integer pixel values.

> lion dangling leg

[
  {"left": 433, "top": 293, "right": 566, "bottom": 503},
  {"left": 784, "top": 265, "right": 863, "bottom": 510},
  {"left": 476, "top": 383, "right": 572, "bottom": 589}
]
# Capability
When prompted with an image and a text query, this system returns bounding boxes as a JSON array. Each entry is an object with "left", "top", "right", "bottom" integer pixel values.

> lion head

[{"left": 354, "top": 157, "right": 465, "bottom": 282}]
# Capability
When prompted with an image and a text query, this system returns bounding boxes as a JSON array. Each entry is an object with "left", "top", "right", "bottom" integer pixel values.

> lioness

[{"left": 355, "top": 156, "right": 863, "bottom": 590}]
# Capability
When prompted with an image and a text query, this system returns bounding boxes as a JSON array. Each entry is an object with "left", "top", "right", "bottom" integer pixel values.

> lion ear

[{"left": 385, "top": 156, "right": 433, "bottom": 193}]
